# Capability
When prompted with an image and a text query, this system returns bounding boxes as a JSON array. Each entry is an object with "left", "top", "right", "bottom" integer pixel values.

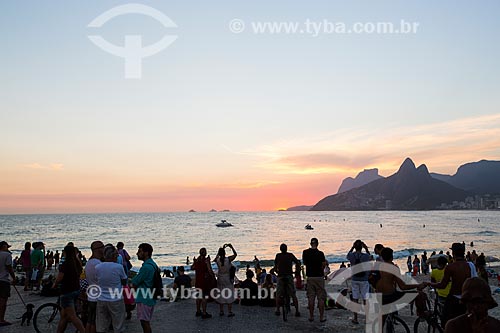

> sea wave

[
  {"left": 476, "top": 230, "right": 498, "bottom": 236},
  {"left": 237, "top": 248, "right": 431, "bottom": 267}
]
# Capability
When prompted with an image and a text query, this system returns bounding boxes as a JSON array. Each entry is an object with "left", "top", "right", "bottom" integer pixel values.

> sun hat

[{"left": 461, "top": 277, "right": 497, "bottom": 309}]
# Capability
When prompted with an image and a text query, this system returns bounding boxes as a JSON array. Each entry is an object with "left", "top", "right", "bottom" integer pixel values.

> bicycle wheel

[
  {"left": 384, "top": 315, "right": 410, "bottom": 333},
  {"left": 33, "top": 303, "right": 60, "bottom": 333},
  {"left": 414, "top": 316, "right": 443, "bottom": 333}
]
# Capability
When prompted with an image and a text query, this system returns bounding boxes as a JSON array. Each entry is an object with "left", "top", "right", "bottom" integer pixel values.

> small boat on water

[
  {"left": 216, "top": 220, "right": 233, "bottom": 227},
  {"left": 305, "top": 224, "right": 314, "bottom": 230}
]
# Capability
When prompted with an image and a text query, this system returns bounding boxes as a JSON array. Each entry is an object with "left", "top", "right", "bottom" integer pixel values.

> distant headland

[{"left": 287, "top": 158, "right": 500, "bottom": 211}]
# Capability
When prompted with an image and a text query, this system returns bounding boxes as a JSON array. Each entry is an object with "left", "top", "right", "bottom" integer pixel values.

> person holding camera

[
  {"left": 346, "top": 239, "right": 371, "bottom": 324},
  {"left": 214, "top": 243, "right": 237, "bottom": 317}
]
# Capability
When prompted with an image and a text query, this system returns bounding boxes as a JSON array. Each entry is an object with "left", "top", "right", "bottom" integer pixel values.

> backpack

[
  {"left": 353, "top": 253, "right": 365, "bottom": 278},
  {"left": 147, "top": 262, "right": 163, "bottom": 300}
]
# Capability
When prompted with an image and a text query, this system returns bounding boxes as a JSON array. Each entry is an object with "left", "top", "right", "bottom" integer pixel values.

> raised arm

[
  {"left": 363, "top": 242, "right": 371, "bottom": 255},
  {"left": 227, "top": 244, "right": 237, "bottom": 262}
]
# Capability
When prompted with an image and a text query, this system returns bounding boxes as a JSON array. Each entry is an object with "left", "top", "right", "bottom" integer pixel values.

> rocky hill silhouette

[
  {"left": 431, "top": 160, "right": 500, "bottom": 194},
  {"left": 311, "top": 158, "right": 468, "bottom": 210},
  {"left": 337, "top": 168, "right": 383, "bottom": 193}
]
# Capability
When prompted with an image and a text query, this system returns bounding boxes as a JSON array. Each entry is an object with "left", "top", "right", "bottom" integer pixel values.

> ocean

[{"left": 1, "top": 211, "right": 499, "bottom": 269}]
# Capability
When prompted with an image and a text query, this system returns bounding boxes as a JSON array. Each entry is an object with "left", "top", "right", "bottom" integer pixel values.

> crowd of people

[
  {"left": 1, "top": 238, "right": 500, "bottom": 332},
  {"left": 0, "top": 240, "right": 157, "bottom": 332}
]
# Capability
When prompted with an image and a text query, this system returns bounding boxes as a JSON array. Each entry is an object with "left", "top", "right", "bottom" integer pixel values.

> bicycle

[
  {"left": 33, "top": 293, "right": 87, "bottom": 333},
  {"left": 277, "top": 275, "right": 293, "bottom": 322},
  {"left": 370, "top": 293, "right": 412, "bottom": 333},
  {"left": 383, "top": 311, "right": 411, "bottom": 333},
  {"left": 413, "top": 288, "right": 444, "bottom": 333}
]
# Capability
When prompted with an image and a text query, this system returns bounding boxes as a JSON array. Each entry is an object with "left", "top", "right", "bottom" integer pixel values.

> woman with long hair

[
  {"left": 20, "top": 242, "right": 32, "bottom": 291},
  {"left": 192, "top": 247, "right": 214, "bottom": 319},
  {"left": 52, "top": 244, "right": 85, "bottom": 333},
  {"left": 214, "top": 243, "right": 237, "bottom": 317}
]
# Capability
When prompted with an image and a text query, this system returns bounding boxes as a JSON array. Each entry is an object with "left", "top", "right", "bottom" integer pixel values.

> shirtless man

[
  {"left": 429, "top": 243, "right": 478, "bottom": 328},
  {"left": 376, "top": 248, "right": 425, "bottom": 307}
]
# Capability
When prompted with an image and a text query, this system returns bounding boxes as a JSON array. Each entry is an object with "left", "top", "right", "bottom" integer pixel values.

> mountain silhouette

[
  {"left": 311, "top": 158, "right": 468, "bottom": 210},
  {"left": 337, "top": 168, "right": 383, "bottom": 193},
  {"left": 431, "top": 160, "right": 500, "bottom": 194}
]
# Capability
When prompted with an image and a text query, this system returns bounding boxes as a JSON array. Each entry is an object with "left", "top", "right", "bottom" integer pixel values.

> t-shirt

[
  {"left": 346, "top": 251, "right": 371, "bottom": 281},
  {"left": 95, "top": 262, "right": 127, "bottom": 302},
  {"left": 302, "top": 248, "right": 326, "bottom": 277},
  {"left": 430, "top": 268, "right": 451, "bottom": 298},
  {"left": 131, "top": 258, "right": 158, "bottom": 306},
  {"left": 20, "top": 250, "right": 31, "bottom": 268},
  {"left": 59, "top": 262, "right": 81, "bottom": 294},
  {"left": 0, "top": 251, "right": 13, "bottom": 282},
  {"left": 85, "top": 258, "right": 101, "bottom": 302},
  {"left": 31, "top": 249, "right": 44, "bottom": 268},
  {"left": 274, "top": 252, "right": 299, "bottom": 277},
  {"left": 239, "top": 279, "right": 259, "bottom": 306}
]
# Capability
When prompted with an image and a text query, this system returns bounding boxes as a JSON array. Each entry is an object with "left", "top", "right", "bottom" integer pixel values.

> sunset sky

[{"left": 1, "top": 1, "right": 500, "bottom": 213}]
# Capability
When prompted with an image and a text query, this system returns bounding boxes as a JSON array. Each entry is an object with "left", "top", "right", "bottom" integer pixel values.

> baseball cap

[{"left": 0, "top": 241, "right": 11, "bottom": 248}]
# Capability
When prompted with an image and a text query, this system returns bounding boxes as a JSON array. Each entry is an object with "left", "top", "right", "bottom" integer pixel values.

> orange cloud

[{"left": 248, "top": 113, "right": 500, "bottom": 176}]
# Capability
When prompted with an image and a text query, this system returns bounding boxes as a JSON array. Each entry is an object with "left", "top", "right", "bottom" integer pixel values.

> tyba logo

[
  {"left": 88, "top": 3, "right": 178, "bottom": 79},
  {"left": 327, "top": 261, "right": 419, "bottom": 333}
]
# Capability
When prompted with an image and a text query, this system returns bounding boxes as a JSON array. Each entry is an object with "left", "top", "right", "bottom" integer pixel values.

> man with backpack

[
  {"left": 346, "top": 239, "right": 371, "bottom": 324},
  {"left": 132, "top": 243, "right": 161, "bottom": 333}
]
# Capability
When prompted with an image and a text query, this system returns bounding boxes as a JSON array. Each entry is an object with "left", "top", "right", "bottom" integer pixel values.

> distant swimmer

[
  {"left": 423, "top": 224, "right": 425, "bottom": 228},
  {"left": 470, "top": 241, "right": 474, "bottom": 247},
  {"left": 478, "top": 218, "right": 480, "bottom": 222},
  {"left": 380, "top": 224, "right": 383, "bottom": 228}
]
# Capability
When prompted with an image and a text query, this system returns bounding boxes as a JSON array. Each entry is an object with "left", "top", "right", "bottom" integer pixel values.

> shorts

[
  {"left": 306, "top": 277, "right": 326, "bottom": 303},
  {"left": 23, "top": 267, "right": 32, "bottom": 280},
  {"left": 381, "top": 291, "right": 406, "bottom": 305},
  {"left": 442, "top": 295, "right": 466, "bottom": 327},
  {"left": 96, "top": 300, "right": 126, "bottom": 332},
  {"left": 60, "top": 290, "right": 80, "bottom": 308},
  {"left": 0, "top": 281, "right": 11, "bottom": 298},
  {"left": 137, "top": 303, "right": 155, "bottom": 322},
  {"left": 351, "top": 280, "right": 370, "bottom": 300},
  {"left": 87, "top": 301, "right": 97, "bottom": 324},
  {"left": 276, "top": 275, "right": 296, "bottom": 299}
]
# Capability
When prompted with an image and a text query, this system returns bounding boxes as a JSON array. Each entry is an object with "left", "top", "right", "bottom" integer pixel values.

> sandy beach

[{"left": 2, "top": 271, "right": 500, "bottom": 333}]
